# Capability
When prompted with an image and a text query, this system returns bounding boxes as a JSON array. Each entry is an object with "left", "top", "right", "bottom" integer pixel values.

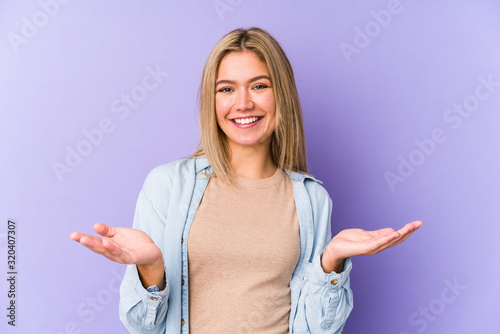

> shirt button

[
  {"left": 181, "top": 279, "right": 185, "bottom": 285},
  {"left": 181, "top": 319, "right": 185, "bottom": 325},
  {"left": 151, "top": 297, "right": 158, "bottom": 301},
  {"left": 331, "top": 279, "right": 338, "bottom": 285},
  {"left": 181, "top": 238, "right": 184, "bottom": 243}
]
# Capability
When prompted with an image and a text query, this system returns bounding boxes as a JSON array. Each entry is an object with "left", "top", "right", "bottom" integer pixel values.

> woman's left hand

[{"left": 321, "top": 220, "right": 423, "bottom": 273}]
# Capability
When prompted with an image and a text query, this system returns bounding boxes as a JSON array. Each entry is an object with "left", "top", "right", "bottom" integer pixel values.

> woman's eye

[
  {"left": 218, "top": 87, "right": 233, "bottom": 93},
  {"left": 253, "top": 84, "right": 268, "bottom": 90}
]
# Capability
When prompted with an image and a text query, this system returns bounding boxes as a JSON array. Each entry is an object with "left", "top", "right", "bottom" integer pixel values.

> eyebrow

[{"left": 215, "top": 75, "right": 271, "bottom": 86}]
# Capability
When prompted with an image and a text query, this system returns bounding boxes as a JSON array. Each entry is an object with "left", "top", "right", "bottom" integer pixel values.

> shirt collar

[
  {"left": 194, "top": 157, "right": 321, "bottom": 184},
  {"left": 195, "top": 157, "right": 211, "bottom": 172}
]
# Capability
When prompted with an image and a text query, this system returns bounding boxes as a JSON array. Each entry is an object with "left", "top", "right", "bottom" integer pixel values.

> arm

[
  {"left": 69, "top": 186, "right": 171, "bottom": 332},
  {"left": 293, "top": 186, "right": 353, "bottom": 334},
  {"left": 304, "top": 254, "right": 353, "bottom": 333},
  {"left": 293, "top": 180, "right": 423, "bottom": 333},
  {"left": 119, "top": 189, "right": 170, "bottom": 333},
  {"left": 70, "top": 162, "right": 184, "bottom": 333},
  {"left": 69, "top": 218, "right": 169, "bottom": 333}
]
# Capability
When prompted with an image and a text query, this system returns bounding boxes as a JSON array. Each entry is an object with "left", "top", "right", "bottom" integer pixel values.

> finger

[
  {"left": 70, "top": 232, "right": 98, "bottom": 243},
  {"left": 101, "top": 239, "right": 137, "bottom": 264},
  {"left": 386, "top": 224, "right": 421, "bottom": 248},
  {"left": 370, "top": 228, "right": 396, "bottom": 237},
  {"left": 411, "top": 220, "right": 424, "bottom": 229},
  {"left": 102, "top": 238, "right": 124, "bottom": 257},
  {"left": 69, "top": 232, "right": 84, "bottom": 241},
  {"left": 395, "top": 222, "right": 414, "bottom": 235},
  {"left": 368, "top": 221, "right": 421, "bottom": 243},
  {"left": 71, "top": 231, "right": 116, "bottom": 257},
  {"left": 362, "top": 231, "right": 400, "bottom": 254},
  {"left": 396, "top": 221, "right": 423, "bottom": 235},
  {"left": 370, "top": 222, "right": 422, "bottom": 253},
  {"left": 71, "top": 232, "right": 132, "bottom": 264},
  {"left": 377, "top": 226, "right": 412, "bottom": 249},
  {"left": 391, "top": 221, "right": 422, "bottom": 244},
  {"left": 94, "top": 223, "right": 117, "bottom": 238},
  {"left": 79, "top": 235, "right": 109, "bottom": 255}
]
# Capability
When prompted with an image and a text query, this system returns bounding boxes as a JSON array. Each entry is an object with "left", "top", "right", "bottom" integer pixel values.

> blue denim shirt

[{"left": 119, "top": 157, "right": 353, "bottom": 333}]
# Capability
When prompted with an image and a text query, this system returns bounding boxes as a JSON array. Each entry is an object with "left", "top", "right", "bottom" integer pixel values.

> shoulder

[
  {"left": 141, "top": 157, "right": 198, "bottom": 204},
  {"left": 290, "top": 170, "right": 332, "bottom": 206},
  {"left": 305, "top": 179, "right": 332, "bottom": 214},
  {"left": 290, "top": 171, "right": 333, "bottom": 243},
  {"left": 143, "top": 158, "right": 196, "bottom": 187}
]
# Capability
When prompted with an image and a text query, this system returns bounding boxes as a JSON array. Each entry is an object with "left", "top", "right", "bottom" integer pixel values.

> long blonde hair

[{"left": 189, "top": 27, "right": 308, "bottom": 185}]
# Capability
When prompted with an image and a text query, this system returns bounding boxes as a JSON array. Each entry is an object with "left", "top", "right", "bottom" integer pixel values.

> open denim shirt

[{"left": 119, "top": 157, "right": 353, "bottom": 333}]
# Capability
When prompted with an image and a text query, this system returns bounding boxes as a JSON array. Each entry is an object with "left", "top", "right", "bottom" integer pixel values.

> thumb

[{"left": 94, "top": 223, "right": 117, "bottom": 237}]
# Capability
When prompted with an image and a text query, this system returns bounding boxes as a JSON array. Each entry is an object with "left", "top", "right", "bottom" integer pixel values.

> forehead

[{"left": 217, "top": 51, "right": 269, "bottom": 79}]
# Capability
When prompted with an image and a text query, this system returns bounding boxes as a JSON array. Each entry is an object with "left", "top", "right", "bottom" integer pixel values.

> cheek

[
  {"left": 266, "top": 96, "right": 277, "bottom": 128},
  {"left": 215, "top": 96, "right": 230, "bottom": 118},
  {"left": 262, "top": 91, "right": 276, "bottom": 112},
  {"left": 215, "top": 99, "right": 225, "bottom": 122},
  {"left": 264, "top": 97, "right": 276, "bottom": 119}
]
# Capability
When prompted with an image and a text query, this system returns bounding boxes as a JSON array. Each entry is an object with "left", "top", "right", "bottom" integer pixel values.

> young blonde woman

[{"left": 70, "top": 27, "right": 422, "bottom": 334}]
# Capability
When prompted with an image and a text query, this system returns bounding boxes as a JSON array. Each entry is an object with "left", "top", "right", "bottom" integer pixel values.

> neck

[{"left": 229, "top": 142, "right": 277, "bottom": 179}]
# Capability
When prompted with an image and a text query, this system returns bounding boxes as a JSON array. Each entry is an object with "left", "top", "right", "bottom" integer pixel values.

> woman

[{"left": 70, "top": 27, "right": 422, "bottom": 333}]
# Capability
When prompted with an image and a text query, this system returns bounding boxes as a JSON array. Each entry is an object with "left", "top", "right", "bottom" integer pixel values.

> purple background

[{"left": 1, "top": 1, "right": 499, "bottom": 333}]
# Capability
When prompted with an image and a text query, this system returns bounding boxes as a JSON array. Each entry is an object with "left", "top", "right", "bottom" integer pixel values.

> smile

[{"left": 232, "top": 116, "right": 262, "bottom": 125}]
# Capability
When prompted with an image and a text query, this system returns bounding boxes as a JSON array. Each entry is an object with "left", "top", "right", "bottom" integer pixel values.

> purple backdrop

[{"left": 1, "top": 1, "right": 499, "bottom": 333}]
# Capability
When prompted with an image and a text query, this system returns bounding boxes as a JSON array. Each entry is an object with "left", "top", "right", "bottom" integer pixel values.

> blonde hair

[{"left": 189, "top": 27, "right": 309, "bottom": 185}]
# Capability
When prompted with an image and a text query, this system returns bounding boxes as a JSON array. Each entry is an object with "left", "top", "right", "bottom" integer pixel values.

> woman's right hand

[
  {"left": 70, "top": 223, "right": 165, "bottom": 289},
  {"left": 70, "top": 223, "right": 162, "bottom": 265}
]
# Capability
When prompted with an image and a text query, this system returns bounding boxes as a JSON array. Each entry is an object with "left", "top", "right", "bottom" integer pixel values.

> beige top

[{"left": 187, "top": 167, "right": 300, "bottom": 333}]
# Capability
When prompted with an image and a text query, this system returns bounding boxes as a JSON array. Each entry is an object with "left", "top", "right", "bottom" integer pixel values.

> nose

[{"left": 235, "top": 89, "right": 254, "bottom": 112}]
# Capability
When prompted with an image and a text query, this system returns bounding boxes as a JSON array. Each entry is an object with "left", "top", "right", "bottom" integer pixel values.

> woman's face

[{"left": 215, "top": 51, "right": 276, "bottom": 153}]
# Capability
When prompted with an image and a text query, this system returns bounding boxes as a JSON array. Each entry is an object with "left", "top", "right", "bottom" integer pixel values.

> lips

[
  {"left": 232, "top": 116, "right": 262, "bottom": 124},
  {"left": 230, "top": 116, "right": 263, "bottom": 128}
]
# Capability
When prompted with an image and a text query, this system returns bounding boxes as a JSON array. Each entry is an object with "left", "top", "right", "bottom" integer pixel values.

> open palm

[
  {"left": 69, "top": 223, "right": 162, "bottom": 266},
  {"left": 322, "top": 221, "right": 423, "bottom": 272}
]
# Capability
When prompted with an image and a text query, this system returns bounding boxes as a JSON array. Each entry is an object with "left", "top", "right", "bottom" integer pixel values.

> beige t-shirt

[{"left": 187, "top": 167, "right": 300, "bottom": 333}]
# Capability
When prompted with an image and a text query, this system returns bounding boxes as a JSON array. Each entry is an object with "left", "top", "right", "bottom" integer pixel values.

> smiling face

[{"left": 215, "top": 51, "right": 276, "bottom": 155}]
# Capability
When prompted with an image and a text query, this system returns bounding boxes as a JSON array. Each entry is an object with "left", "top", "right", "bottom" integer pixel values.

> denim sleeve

[
  {"left": 293, "top": 254, "right": 353, "bottom": 334},
  {"left": 118, "top": 188, "right": 170, "bottom": 333},
  {"left": 305, "top": 255, "right": 353, "bottom": 333}
]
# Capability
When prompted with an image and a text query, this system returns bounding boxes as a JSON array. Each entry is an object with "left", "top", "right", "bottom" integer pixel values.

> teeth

[{"left": 234, "top": 117, "right": 259, "bottom": 124}]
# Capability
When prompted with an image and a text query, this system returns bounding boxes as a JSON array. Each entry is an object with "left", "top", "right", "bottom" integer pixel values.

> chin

[{"left": 230, "top": 137, "right": 271, "bottom": 148}]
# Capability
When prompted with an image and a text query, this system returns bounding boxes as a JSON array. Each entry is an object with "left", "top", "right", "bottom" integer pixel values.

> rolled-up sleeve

[{"left": 306, "top": 255, "right": 353, "bottom": 333}]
